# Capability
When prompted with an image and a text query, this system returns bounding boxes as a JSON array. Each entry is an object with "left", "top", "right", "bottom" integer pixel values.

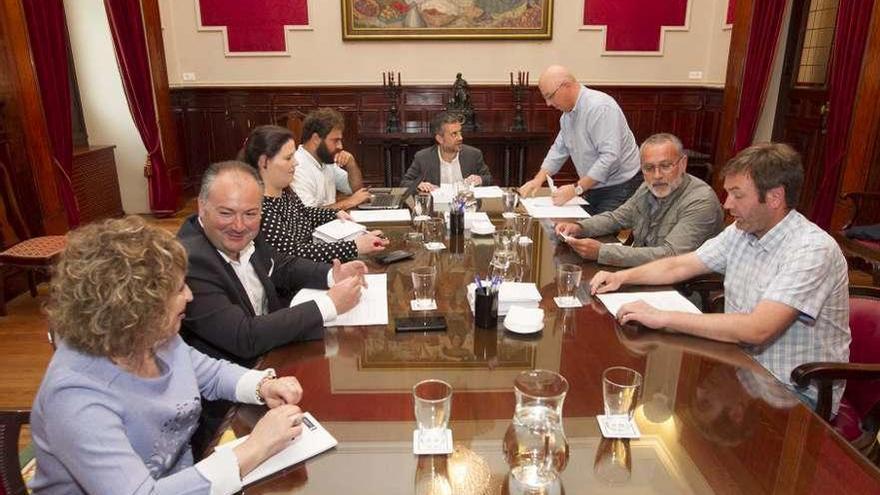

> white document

[
  {"left": 596, "top": 290, "right": 702, "bottom": 317},
  {"left": 465, "top": 282, "right": 542, "bottom": 316},
  {"left": 217, "top": 412, "right": 338, "bottom": 486},
  {"left": 472, "top": 186, "right": 504, "bottom": 199},
  {"left": 522, "top": 196, "right": 588, "bottom": 207},
  {"left": 349, "top": 209, "right": 412, "bottom": 223},
  {"left": 430, "top": 184, "right": 454, "bottom": 204},
  {"left": 290, "top": 274, "right": 389, "bottom": 326},
  {"left": 522, "top": 203, "right": 590, "bottom": 219},
  {"left": 443, "top": 211, "right": 490, "bottom": 229},
  {"left": 312, "top": 219, "right": 366, "bottom": 243}
]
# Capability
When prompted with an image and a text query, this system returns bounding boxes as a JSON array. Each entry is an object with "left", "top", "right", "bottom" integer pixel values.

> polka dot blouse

[{"left": 261, "top": 191, "right": 358, "bottom": 263}]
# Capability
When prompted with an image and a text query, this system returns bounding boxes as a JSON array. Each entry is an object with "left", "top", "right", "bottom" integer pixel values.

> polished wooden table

[{"left": 222, "top": 197, "right": 880, "bottom": 494}]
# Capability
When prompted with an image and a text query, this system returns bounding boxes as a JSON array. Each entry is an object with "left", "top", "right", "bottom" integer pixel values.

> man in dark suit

[
  {"left": 400, "top": 111, "right": 493, "bottom": 193},
  {"left": 178, "top": 160, "right": 366, "bottom": 368}
]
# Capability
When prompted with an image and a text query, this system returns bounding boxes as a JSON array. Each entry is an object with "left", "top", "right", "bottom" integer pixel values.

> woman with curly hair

[
  {"left": 30, "top": 216, "right": 306, "bottom": 495},
  {"left": 239, "top": 125, "right": 388, "bottom": 263}
]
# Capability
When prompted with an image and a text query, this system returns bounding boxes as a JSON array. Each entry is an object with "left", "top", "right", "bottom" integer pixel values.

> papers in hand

[
  {"left": 349, "top": 209, "right": 411, "bottom": 223},
  {"left": 217, "top": 412, "right": 338, "bottom": 486},
  {"left": 312, "top": 219, "right": 366, "bottom": 243},
  {"left": 521, "top": 197, "right": 589, "bottom": 219},
  {"left": 466, "top": 282, "right": 541, "bottom": 316},
  {"left": 595, "top": 290, "right": 702, "bottom": 317},
  {"left": 290, "top": 274, "right": 389, "bottom": 326}
]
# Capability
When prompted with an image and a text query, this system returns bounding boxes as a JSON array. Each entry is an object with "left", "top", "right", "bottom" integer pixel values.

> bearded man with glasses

[{"left": 555, "top": 133, "right": 724, "bottom": 267}]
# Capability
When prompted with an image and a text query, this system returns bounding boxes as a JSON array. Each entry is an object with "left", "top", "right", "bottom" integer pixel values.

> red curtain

[
  {"left": 810, "top": 0, "right": 875, "bottom": 228},
  {"left": 732, "top": 0, "right": 787, "bottom": 153},
  {"left": 104, "top": 0, "right": 178, "bottom": 216},
  {"left": 22, "top": 0, "right": 80, "bottom": 227}
]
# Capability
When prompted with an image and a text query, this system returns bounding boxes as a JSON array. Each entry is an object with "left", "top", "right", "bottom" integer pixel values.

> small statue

[{"left": 446, "top": 73, "right": 477, "bottom": 131}]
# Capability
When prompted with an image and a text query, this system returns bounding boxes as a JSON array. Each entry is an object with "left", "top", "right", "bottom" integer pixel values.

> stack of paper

[
  {"left": 312, "top": 219, "right": 366, "bottom": 243},
  {"left": 290, "top": 274, "right": 389, "bottom": 326},
  {"left": 521, "top": 197, "right": 590, "bottom": 219},
  {"left": 430, "top": 184, "right": 454, "bottom": 204},
  {"left": 217, "top": 412, "right": 338, "bottom": 486},
  {"left": 349, "top": 209, "right": 412, "bottom": 223},
  {"left": 595, "top": 290, "right": 702, "bottom": 317},
  {"left": 465, "top": 282, "right": 542, "bottom": 316}
]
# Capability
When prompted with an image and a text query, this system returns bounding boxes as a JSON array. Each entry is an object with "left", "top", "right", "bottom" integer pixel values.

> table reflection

[{"left": 224, "top": 200, "right": 880, "bottom": 494}]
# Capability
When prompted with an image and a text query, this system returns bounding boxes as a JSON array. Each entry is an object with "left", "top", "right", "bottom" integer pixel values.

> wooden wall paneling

[
  {"left": 715, "top": 0, "right": 756, "bottom": 192},
  {"left": 0, "top": 0, "right": 67, "bottom": 235},
  {"left": 833, "top": 0, "right": 880, "bottom": 228},
  {"left": 170, "top": 86, "right": 723, "bottom": 192}
]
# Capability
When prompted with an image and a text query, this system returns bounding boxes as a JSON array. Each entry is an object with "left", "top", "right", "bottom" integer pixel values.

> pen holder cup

[
  {"left": 449, "top": 210, "right": 465, "bottom": 235},
  {"left": 474, "top": 287, "right": 498, "bottom": 329}
]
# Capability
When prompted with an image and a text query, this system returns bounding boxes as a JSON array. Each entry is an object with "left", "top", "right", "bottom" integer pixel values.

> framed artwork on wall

[{"left": 341, "top": 0, "right": 553, "bottom": 40}]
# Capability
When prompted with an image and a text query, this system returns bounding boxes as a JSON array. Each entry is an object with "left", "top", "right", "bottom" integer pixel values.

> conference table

[{"left": 219, "top": 193, "right": 880, "bottom": 494}]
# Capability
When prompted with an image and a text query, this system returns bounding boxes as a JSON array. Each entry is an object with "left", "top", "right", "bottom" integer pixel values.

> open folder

[{"left": 216, "top": 412, "right": 337, "bottom": 486}]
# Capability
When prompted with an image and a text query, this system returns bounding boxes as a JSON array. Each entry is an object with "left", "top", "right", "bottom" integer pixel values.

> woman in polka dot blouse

[{"left": 239, "top": 125, "right": 389, "bottom": 263}]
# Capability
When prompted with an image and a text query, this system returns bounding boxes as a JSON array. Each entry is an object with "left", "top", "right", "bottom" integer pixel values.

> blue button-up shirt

[{"left": 541, "top": 86, "right": 640, "bottom": 189}]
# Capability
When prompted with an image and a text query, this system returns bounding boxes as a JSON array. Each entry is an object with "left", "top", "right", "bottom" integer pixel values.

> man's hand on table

[{"left": 551, "top": 184, "right": 578, "bottom": 205}]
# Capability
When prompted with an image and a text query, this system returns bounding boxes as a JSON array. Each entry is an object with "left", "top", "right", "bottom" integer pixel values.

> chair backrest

[
  {"left": 0, "top": 410, "right": 29, "bottom": 495},
  {"left": 845, "top": 286, "right": 880, "bottom": 418},
  {"left": 277, "top": 110, "right": 306, "bottom": 144}
]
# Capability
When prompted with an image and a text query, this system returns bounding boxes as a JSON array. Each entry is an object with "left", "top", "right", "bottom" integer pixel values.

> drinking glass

[
  {"left": 414, "top": 192, "right": 433, "bottom": 220},
  {"left": 602, "top": 366, "right": 642, "bottom": 419},
  {"left": 411, "top": 266, "right": 437, "bottom": 309},
  {"left": 512, "top": 214, "right": 533, "bottom": 239},
  {"left": 503, "top": 370, "right": 570, "bottom": 489},
  {"left": 406, "top": 231, "right": 425, "bottom": 250},
  {"left": 502, "top": 190, "right": 519, "bottom": 215},
  {"left": 555, "top": 264, "right": 582, "bottom": 304},
  {"left": 425, "top": 217, "right": 446, "bottom": 244},
  {"left": 413, "top": 379, "right": 452, "bottom": 442}
]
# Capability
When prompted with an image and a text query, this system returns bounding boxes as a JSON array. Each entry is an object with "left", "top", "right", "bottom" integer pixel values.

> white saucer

[
  {"left": 503, "top": 320, "right": 544, "bottom": 334},
  {"left": 470, "top": 222, "right": 496, "bottom": 235},
  {"left": 502, "top": 212, "right": 517, "bottom": 219}
]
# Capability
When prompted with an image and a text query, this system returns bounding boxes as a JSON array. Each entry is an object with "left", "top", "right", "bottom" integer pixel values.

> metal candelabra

[
  {"left": 509, "top": 70, "right": 529, "bottom": 132},
  {"left": 382, "top": 71, "right": 401, "bottom": 133}
]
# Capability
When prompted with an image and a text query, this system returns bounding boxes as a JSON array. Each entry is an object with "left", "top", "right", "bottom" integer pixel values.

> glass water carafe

[{"left": 503, "top": 369, "right": 570, "bottom": 489}]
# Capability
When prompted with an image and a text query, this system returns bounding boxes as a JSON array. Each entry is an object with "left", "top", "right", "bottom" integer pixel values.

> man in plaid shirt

[{"left": 590, "top": 143, "right": 851, "bottom": 412}]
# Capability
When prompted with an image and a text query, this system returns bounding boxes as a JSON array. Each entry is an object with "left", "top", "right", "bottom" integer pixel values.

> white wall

[
  {"left": 64, "top": 0, "right": 149, "bottom": 214},
  {"left": 160, "top": 0, "right": 731, "bottom": 87}
]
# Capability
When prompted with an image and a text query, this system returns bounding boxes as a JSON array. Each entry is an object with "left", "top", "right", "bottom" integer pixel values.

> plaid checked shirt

[{"left": 696, "top": 210, "right": 851, "bottom": 412}]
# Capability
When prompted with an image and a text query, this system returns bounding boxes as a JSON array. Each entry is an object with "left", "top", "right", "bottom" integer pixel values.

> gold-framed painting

[{"left": 342, "top": 0, "right": 553, "bottom": 40}]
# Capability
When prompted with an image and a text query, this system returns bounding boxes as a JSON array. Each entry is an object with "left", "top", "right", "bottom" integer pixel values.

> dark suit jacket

[
  {"left": 400, "top": 144, "right": 492, "bottom": 191},
  {"left": 177, "top": 214, "right": 328, "bottom": 367}
]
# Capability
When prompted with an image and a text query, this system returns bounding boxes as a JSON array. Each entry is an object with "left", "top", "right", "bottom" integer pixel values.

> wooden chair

[
  {"left": 675, "top": 273, "right": 725, "bottom": 313},
  {"left": 0, "top": 157, "right": 66, "bottom": 317},
  {"left": 276, "top": 110, "right": 306, "bottom": 143},
  {"left": 837, "top": 191, "right": 880, "bottom": 286},
  {"left": 0, "top": 410, "right": 29, "bottom": 495},
  {"left": 0, "top": 236, "right": 66, "bottom": 316},
  {"left": 792, "top": 285, "right": 880, "bottom": 464}
]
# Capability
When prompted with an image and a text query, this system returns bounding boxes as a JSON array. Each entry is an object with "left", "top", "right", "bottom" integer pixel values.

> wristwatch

[{"left": 574, "top": 184, "right": 585, "bottom": 196}]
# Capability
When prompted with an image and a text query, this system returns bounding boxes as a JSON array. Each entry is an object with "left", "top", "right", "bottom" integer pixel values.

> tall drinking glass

[
  {"left": 602, "top": 366, "right": 642, "bottom": 419},
  {"left": 502, "top": 190, "right": 519, "bottom": 216},
  {"left": 555, "top": 264, "right": 582, "bottom": 304},
  {"left": 425, "top": 217, "right": 446, "bottom": 244},
  {"left": 413, "top": 379, "right": 452, "bottom": 445},
  {"left": 414, "top": 192, "right": 433, "bottom": 221},
  {"left": 411, "top": 266, "right": 437, "bottom": 309}
]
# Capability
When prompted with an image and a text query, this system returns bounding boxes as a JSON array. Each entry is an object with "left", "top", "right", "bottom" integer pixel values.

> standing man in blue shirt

[{"left": 519, "top": 65, "right": 642, "bottom": 214}]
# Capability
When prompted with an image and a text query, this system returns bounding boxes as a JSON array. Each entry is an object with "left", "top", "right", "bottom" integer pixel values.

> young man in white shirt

[{"left": 293, "top": 108, "right": 371, "bottom": 209}]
